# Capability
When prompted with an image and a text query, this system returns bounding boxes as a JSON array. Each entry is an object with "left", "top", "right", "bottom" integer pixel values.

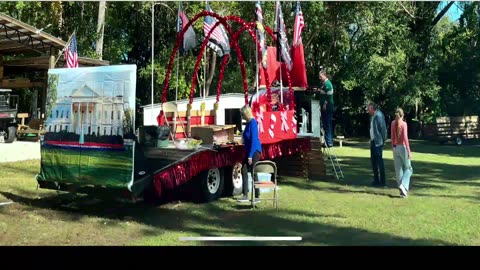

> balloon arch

[{"left": 160, "top": 11, "right": 297, "bottom": 144}]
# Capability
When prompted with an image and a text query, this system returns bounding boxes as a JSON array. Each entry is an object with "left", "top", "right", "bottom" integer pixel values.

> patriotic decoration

[
  {"left": 281, "top": 110, "right": 289, "bottom": 132},
  {"left": 291, "top": 114, "right": 297, "bottom": 134},
  {"left": 255, "top": 1, "right": 267, "bottom": 69},
  {"left": 255, "top": 110, "right": 297, "bottom": 144},
  {"left": 292, "top": 1, "right": 305, "bottom": 47},
  {"left": 177, "top": 2, "right": 197, "bottom": 56},
  {"left": 65, "top": 33, "right": 79, "bottom": 68},
  {"left": 274, "top": 1, "right": 292, "bottom": 71},
  {"left": 204, "top": 3, "right": 230, "bottom": 57},
  {"left": 256, "top": 110, "right": 264, "bottom": 134},
  {"left": 269, "top": 113, "right": 276, "bottom": 138},
  {"left": 290, "top": 1, "right": 308, "bottom": 88}
]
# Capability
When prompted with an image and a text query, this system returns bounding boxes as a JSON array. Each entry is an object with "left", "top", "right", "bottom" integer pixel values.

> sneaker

[
  {"left": 253, "top": 198, "right": 261, "bottom": 204},
  {"left": 237, "top": 195, "right": 249, "bottom": 203},
  {"left": 399, "top": 184, "right": 408, "bottom": 197}
]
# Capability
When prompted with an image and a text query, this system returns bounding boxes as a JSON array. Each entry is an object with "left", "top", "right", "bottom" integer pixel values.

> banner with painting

[{"left": 37, "top": 65, "right": 137, "bottom": 190}]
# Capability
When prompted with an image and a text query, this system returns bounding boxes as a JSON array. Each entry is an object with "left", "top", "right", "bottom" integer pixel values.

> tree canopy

[{"left": 2, "top": 1, "right": 478, "bottom": 127}]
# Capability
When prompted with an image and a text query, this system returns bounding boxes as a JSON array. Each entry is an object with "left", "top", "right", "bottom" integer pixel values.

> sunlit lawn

[{"left": 1, "top": 140, "right": 479, "bottom": 246}]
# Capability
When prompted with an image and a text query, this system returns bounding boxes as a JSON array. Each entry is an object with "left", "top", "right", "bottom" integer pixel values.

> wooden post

[
  {"left": 41, "top": 54, "right": 56, "bottom": 119},
  {"left": 186, "top": 104, "right": 192, "bottom": 138},
  {"left": 49, "top": 54, "right": 55, "bottom": 69},
  {"left": 0, "top": 54, "right": 4, "bottom": 80},
  {"left": 200, "top": 102, "right": 205, "bottom": 126},
  {"left": 214, "top": 102, "right": 220, "bottom": 125}
]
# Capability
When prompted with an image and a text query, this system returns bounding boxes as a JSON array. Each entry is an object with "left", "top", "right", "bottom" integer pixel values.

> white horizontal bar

[
  {"left": 0, "top": 202, "right": 14, "bottom": 206},
  {"left": 179, "top": 237, "right": 302, "bottom": 241}
]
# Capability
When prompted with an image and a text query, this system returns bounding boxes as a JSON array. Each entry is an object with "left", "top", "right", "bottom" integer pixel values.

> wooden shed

[{"left": 0, "top": 13, "right": 109, "bottom": 119}]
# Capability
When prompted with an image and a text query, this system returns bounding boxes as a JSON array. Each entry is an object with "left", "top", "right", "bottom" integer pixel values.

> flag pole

[
  {"left": 175, "top": 54, "right": 180, "bottom": 103},
  {"left": 175, "top": 1, "right": 181, "bottom": 103},
  {"left": 151, "top": 2, "right": 155, "bottom": 125},
  {"left": 255, "top": 16, "right": 259, "bottom": 103},
  {"left": 203, "top": 0, "right": 207, "bottom": 101},
  {"left": 280, "top": 56, "right": 283, "bottom": 104},
  {"left": 203, "top": 48, "right": 206, "bottom": 100},
  {"left": 275, "top": 1, "right": 283, "bottom": 105},
  {"left": 54, "top": 30, "right": 75, "bottom": 67}
]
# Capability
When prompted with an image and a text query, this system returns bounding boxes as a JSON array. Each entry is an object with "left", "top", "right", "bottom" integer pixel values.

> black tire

[
  {"left": 198, "top": 168, "right": 224, "bottom": 203},
  {"left": 223, "top": 166, "right": 234, "bottom": 197},
  {"left": 5, "top": 126, "right": 16, "bottom": 143}
]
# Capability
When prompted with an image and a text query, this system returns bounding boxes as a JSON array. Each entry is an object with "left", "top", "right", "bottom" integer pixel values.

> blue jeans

[
  {"left": 370, "top": 141, "right": 386, "bottom": 185},
  {"left": 321, "top": 108, "right": 333, "bottom": 146},
  {"left": 393, "top": 145, "right": 413, "bottom": 191}
]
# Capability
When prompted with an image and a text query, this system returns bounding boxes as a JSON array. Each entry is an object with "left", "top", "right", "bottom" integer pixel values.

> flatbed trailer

[
  {"left": 37, "top": 136, "right": 312, "bottom": 203},
  {"left": 140, "top": 136, "right": 311, "bottom": 202}
]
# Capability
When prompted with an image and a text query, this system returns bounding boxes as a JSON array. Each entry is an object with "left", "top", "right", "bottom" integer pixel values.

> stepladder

[{"left": 319, "top": 115, "right": 344, "bottom": 180}]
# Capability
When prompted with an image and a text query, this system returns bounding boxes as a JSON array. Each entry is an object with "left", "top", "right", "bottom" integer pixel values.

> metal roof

[
  {"left": 0, "top": 13, "right": 66, "bottom": 55},
  {"left": 0, "top": 13, "right": 109, "bottom": 68}
]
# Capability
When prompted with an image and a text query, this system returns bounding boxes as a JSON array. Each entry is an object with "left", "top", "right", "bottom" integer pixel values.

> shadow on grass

[
  {"left": 411, "top": 140, "right": 480, "bottom": 158},
  {"left": 0, "top": 190, "right": 453, "bottom": 246},
  {"left": 333, "top": 155, "right": 480, "bottom": 191}
]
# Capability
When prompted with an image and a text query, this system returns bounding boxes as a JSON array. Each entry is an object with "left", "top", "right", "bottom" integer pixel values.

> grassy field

[
  {"left": 39, "top": 146, "right": 133, "bottom": 187},
  {"left": 0, "top": 140, "right": 479, "bottom": 246}
]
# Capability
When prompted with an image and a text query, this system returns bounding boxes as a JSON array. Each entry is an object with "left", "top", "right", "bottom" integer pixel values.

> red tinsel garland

[{"left": 152, "top": 137, "right": 311, "bottom": 197}]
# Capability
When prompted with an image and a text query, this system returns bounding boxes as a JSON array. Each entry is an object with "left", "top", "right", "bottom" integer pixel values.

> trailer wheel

[
  {"left": 5, "top": 126, "right": 16, "bottom": 143},
  {"left": 199, "top": 168, "right": 224, "bottom": 202},
  {"left": 223, "top": 164, "right": 243, "bottom": 197},
  {"left": 455, "top": 137, "right": 462, "bottom": 146}
]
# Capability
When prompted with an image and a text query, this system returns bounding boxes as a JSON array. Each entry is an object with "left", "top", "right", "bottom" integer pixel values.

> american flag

[
  {"left": 204, "top": 3, "right": 230, "bottom": 57},
  {"left": 65, "top": 33, "right": 79, "bottom": 68},
  {"left": 274, "top": 1, "right": 292, "bottom": 71},
  {"left": 255, "top": 1, "right": 267, "bottom": 69},
  {"left": 293, "top": 1, "right": 305, "bottom": 47}
]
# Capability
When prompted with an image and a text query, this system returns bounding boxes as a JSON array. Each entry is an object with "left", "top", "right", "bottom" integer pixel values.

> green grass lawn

[{"left": 1, "top": 140, "right": 479, "bottom": 246}]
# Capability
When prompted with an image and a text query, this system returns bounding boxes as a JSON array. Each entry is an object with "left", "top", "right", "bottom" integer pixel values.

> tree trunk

[
  {"left": 205, "top": 50, "right": 217, "bottom": 97},
  {"left": 96, "top": 0, "right": 107, "bottom": 60}
]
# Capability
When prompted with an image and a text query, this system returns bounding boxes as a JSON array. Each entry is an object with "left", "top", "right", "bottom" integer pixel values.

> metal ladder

[
  {"left": 319, "top": 117, "right": 344, "bottom": 180},
  {"left": 322, "top": 138, "right": 344, "bottom": 180}
]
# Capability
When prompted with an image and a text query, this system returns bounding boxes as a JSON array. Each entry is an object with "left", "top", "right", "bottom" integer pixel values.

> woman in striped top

[{"left": 391, "top": 108, "right": 413, "bottom": 198}]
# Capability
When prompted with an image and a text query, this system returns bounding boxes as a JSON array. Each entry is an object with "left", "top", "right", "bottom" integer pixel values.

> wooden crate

[
  {"left": 272, "top": 138, "right": 327, "bottom": 181},
  {"left": 191, "top": 125, "right": 236, "bottom": 144}
]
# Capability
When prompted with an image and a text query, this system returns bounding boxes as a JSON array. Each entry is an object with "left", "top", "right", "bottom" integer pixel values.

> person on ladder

[{"left": 316, "top": 70, "right": 334, "bottom": 148}]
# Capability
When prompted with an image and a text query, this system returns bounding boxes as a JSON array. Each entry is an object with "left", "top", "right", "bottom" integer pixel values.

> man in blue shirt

[
  {"left": 238, "top": 105, "right": 262, "bottom": 203},
  {"left": 368, "top": 102, "right": 388, "bottom": 187}
]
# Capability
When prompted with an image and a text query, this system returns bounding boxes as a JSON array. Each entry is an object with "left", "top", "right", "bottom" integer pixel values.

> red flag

[{"left": 290, "top": 44, "right": 308, "bottom": 88}]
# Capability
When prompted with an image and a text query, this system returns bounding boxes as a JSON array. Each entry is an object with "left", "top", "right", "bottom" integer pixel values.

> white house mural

[
  {"left": 39, "top": 65, "right": 137, "bottom": 189},
  {"left": 46, "top": 83, "right": 126, "bottom": 137}
]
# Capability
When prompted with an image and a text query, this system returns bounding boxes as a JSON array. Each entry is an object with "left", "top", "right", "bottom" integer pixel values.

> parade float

[{"left": 37, "top": 2, "right": 315, "bottom": 203}]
